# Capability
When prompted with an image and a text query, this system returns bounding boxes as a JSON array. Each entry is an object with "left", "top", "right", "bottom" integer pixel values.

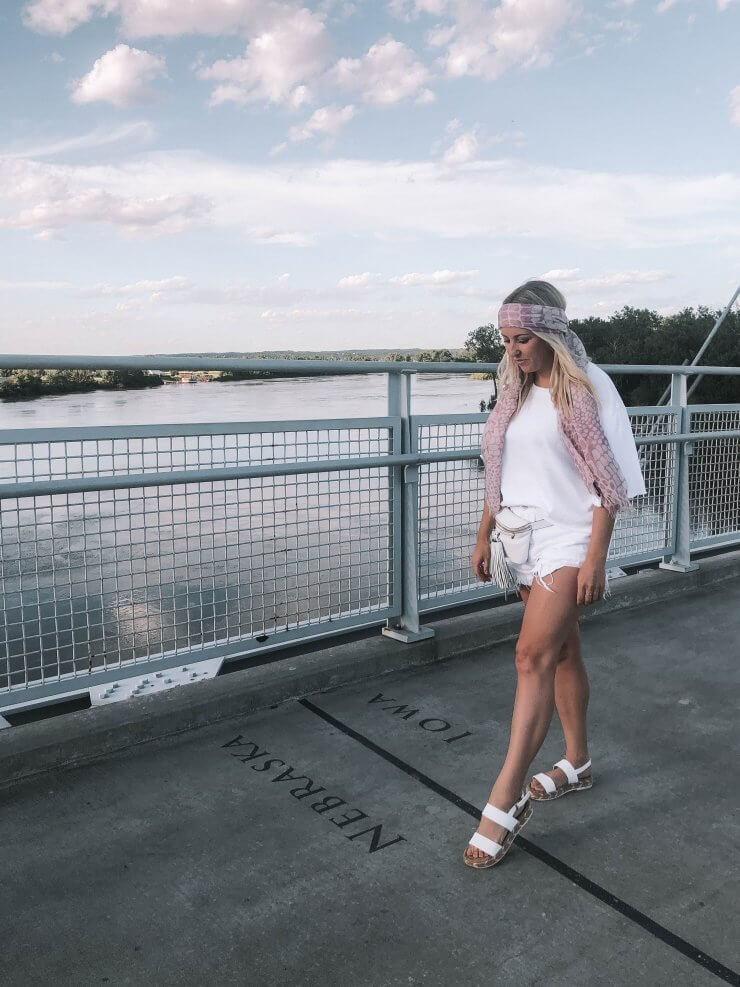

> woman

[{"left": 463, "top": 280, "right": 646, "bottom": 869}]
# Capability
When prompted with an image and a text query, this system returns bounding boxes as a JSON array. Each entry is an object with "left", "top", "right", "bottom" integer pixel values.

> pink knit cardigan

[{"left": 480, "top": 376, "right": 631, "bottom": 521}]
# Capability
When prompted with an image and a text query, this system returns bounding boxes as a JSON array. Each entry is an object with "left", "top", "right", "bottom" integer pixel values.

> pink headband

[
  {"left": 498, "top": 300, "right": 590, "bottom": 371},
  {"left": 498, "top": 302, "right": 569, "bottom": 334}
]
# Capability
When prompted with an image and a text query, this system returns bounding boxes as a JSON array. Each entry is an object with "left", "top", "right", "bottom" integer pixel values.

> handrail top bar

[
  {"left": 1, "top": 428, "right": 739, "bottom": 501},
  {"left": 1, "top": 354, "right": 739, "bottom": 376},
  {"left": 0, "top": 415, "right": 401, "bottom": 444}
]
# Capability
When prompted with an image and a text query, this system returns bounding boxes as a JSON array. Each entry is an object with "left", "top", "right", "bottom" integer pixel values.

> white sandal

[
  {"left": 529, "top": 757, "right": 592, "bottom": 801},
  {"left": 463, "top": 790, "right": 532, "bottom": 869}
]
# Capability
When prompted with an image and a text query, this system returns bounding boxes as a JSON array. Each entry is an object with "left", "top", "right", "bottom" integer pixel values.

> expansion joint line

[{"left": 300, "top": 697, "right": 739, "bottom": 987}]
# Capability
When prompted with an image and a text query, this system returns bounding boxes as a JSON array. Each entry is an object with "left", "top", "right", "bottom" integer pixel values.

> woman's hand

[
  {"left": 577, "top": 557, "right": 606, "bottom": 605},
  {"left": 472, "top": 538, "right": 491, "bottom": 582}
]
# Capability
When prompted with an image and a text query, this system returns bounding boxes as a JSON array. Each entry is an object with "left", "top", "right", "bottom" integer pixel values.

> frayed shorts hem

[
  {"left": 508, "top": 558, "right": 612, "bottom": 600},
  {"left": 497, "top": 505, "right": 611, "bottom": 601}
]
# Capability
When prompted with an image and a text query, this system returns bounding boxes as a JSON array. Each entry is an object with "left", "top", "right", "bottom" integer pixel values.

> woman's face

[{"left": 499, "top": 328, "right": 552, "bottom": 375}]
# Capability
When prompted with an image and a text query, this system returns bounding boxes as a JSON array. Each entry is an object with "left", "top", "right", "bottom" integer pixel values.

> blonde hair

[{"left": 497, "top": 279, "right": 600, "bottom": 417}]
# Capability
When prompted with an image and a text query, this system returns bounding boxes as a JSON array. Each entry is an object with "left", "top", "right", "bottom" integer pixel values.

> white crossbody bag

[{"left": 489, "top": 507, "right": 554, "bottom": 594}]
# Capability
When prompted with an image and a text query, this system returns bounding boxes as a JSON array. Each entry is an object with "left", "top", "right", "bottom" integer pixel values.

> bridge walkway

[{"left": 1, "top": 578, "right": 738, "bottom": 986}]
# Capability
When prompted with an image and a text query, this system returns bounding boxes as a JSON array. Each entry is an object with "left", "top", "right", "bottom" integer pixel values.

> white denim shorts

[{"left": 501, "top": 505, "right": 611, "bottom": 599}]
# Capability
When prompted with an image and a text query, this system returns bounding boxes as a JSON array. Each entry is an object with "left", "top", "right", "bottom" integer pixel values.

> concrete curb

[{"left": 2, "top": 548, "right": 739, "bottom": 789}]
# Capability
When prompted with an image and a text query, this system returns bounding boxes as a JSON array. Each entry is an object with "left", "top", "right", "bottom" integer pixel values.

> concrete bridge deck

[{"left": 1, "top": 572, "right": 738, "bottom": 986}]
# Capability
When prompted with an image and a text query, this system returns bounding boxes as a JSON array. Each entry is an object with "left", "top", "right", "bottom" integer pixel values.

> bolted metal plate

[{"left": 89, "top": 658, "right": 224, "bottom": 706}]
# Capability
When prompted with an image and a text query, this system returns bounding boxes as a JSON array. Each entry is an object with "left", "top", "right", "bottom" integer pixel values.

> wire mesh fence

[
  {"left": 686, "top": 406, "right": 740, "bottom": 547},
  {"left": 0, "top": 421, "right": 397, "bottom": 701},
  {"left": 1, "top": 392, "right": 739, "bottom": 710},
  {"left": 415, "top": 408, "right": 682, "bottom": 603}
]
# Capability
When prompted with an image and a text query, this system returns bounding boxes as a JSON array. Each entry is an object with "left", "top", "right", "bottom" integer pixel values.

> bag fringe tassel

[{"left": 490, "top": 534, "right": 519, "bottom": 599}]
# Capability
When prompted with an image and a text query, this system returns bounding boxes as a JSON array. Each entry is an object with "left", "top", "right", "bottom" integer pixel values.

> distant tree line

[
  {"left": 0, "top": 348, "right": 472, "bottom": 398},
  {"left": 0, "top": 368, "right": 163, "bottom": 401},
  {"left": 2, "top": 304, "right": 737, "bottom": 404},
  {"left": 465, "top": 304, "right": 740, "bottom": 411}
]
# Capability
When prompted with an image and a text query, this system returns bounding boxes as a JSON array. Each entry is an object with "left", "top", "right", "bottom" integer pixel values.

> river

[
  {"left": 4, "top": 374, "right": 711, "bottom": 704},
  {"left": 0, "top": 373, "right": 496, "bottom": 429},
  {"left": 1, "top": 373, "right": 498, "bottom": 698}
]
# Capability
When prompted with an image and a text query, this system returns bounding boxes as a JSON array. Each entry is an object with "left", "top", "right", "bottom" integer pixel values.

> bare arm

[
  {"left": 578, "top": 505, "right": 615, "bottom": 605},
  {"left": 476, "top": 499, "right": 494, "bottom": 544},
  {"left": 472, "top": 500, "right": 494, "bottom": 582},
  {"left": 585, "top": 505, "right": 615, "bottom": 563}
]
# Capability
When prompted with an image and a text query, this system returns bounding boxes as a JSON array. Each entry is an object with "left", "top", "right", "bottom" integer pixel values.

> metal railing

[{"left": 1, "top": 356, "right": 739, "bottom": 714}]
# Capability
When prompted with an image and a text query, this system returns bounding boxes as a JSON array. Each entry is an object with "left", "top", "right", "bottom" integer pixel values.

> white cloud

[
  {"left": 24, "top": 0, "right": 109, "bottom": 35},
  {"left": 540, "top": 268, "right": 673, "bottom": 292},
  {"left": 71, "top": 45, "right": 167, "bottom": 107},
  {"left": 730, "top": 85, "right": 740, "bottom": 126},
  {"left": 288, "top": 104, "right": 356, "bottom": 143},
  {"left": 339, "top": 269, "right": 479, "bottom": 288},
  {"left": 406, "top": 0, "right": 578, "bottom": 81},
  {"left": 118, "top": 0, "right": 274, "bottom": 36},
  {"left": 1, "top": 273, "right": 326, "bottom": 308},
  {"left": 2, "top": 151, "right": 740, "bottom": 250},
  {"left": 540, "top": 267, "right": 582, "bottom": 279},
  {"left": 247, "top": 228, "right": 317, "bottom": 245},
  {"left": 81, "top": 276, "right": 191, "bottom": 297},
  {"left": 1, "top": 121, "right": 154, "bottom": 159},
  {"left": 436, "top": 124, "right": 525, "bottom": 166},
  {"left": 442, "top": 128, "right": 479, "bottom": 165},
  {"left": 260, "top": 306, "right": 369, "bottom": 322},
  {"left": 426, "top": 23, "right": 457, "bottom": 47},
  {"left": 198, "top": 8, "right": 329, "bottom": 106},
  {"left": 0, "top": 159, "right": 210, "bottom": 235},
  {"left": 390, "top": 269, "right": 479, "bottom": 285},
  {"left": 657, "top": 0, "right": 737, "bottom": 11},
  {"left": 330, "top": 37, "right": 434, "bottom": 105},
  {"left": 8, "top": 190, "right": 207, "bottom": 235},
  {"left": 23, "top": 0, "right": 290, "bottom": 37},
  {"left": 337, "top": 272, "right": 384, "bottom": 288}
]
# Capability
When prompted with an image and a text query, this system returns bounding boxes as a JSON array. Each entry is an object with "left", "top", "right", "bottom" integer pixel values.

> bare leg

[
  {"left": 465, "top": 567, "right": 584, "bottom": 862},
  {"left": 529, "top": 616, "right": 592, "bottom": 794}
]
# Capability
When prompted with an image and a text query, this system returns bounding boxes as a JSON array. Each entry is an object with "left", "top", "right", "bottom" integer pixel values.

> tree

[
  {"left": 464, "top": 306, "right": 739, "bottom": 406},
  {"left": 464, "top": 323, "right": 503, "bottom": 366}
]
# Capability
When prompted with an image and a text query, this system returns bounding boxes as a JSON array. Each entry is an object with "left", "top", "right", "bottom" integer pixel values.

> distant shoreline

[{"left": 1, "top": 351, "right": 489, "bottom": 402}]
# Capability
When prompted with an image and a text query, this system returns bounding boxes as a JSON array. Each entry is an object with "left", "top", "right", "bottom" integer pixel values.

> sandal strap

[
  {"left": 481, "top": 792, "right": 529, "bottom": 831},
  {"left": 481, "top": 802, "right": 517, "bottom": 831},
  {"left": 469, "top": 831, "right": 502, "bottom": 857},
  {"left": 554, "top": 757, "right": 591, "bottom": 784},
  {"left": 533, "top": 771, "right": 557, "bottom": 794}
]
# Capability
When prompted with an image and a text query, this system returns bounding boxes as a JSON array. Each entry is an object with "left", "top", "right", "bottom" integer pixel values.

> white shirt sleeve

[{"left": 588, "top": 364, "right": 647, "bottom": 503}]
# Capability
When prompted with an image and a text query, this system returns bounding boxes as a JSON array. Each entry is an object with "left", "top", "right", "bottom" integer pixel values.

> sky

[{"left": 1, "top": 0, "right": 739, "bottom": 356}]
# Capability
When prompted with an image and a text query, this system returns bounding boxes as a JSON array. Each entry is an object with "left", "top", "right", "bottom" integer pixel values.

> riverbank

[
  {"left": 0, "top": 368, "right": 165, "bottom": 402},
  {"left": 1, "top": 365, "right": 491, "bottom": 403}
]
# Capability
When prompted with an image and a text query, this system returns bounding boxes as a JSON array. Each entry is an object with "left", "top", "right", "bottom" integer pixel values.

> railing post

[
  {"left": 659, "top": 371, "right": 699, "bottom": 573},
  {"left": 382, "top": 371, "right": 434, "bottom": 643}
]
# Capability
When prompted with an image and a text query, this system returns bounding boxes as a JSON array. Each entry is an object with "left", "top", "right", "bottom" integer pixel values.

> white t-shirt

[{"left": 500, "top": 362, "right": 647, "bottom": 531}]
